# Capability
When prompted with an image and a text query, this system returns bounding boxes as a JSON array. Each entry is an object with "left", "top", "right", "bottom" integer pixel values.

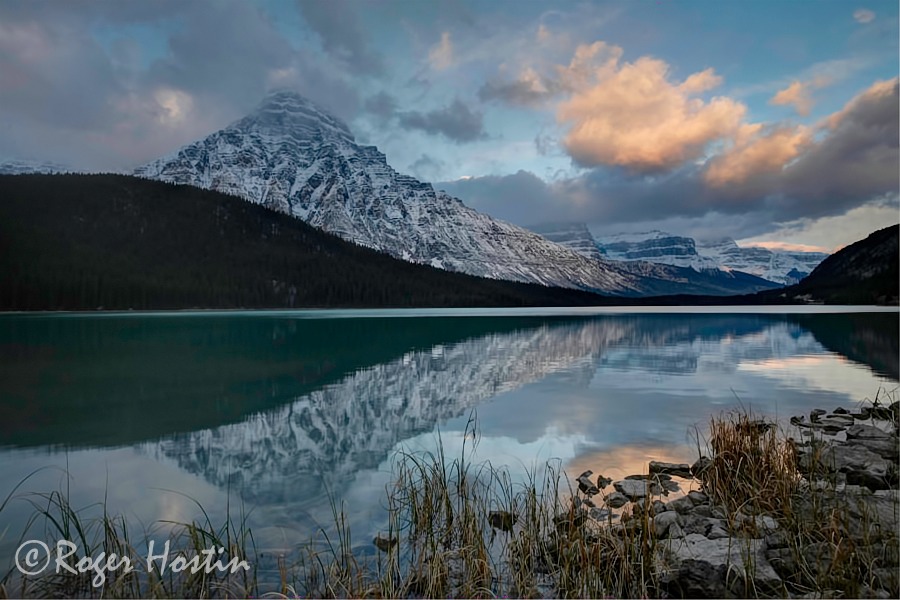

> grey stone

[
  {"left": 653, "top": 510, "right": 680, "bottom": 537},
  {"left": 658, "top": 533, "right": 783, "bottom": 598},
  {"left": 660, "top": 479, "right": 681, "bottom": 493},
  {"left": 853, "top": 437, "right": 900, "bottom": 460},
  {"left": 589, "top": 507, "right": 610, "bottom": 521},
  {"left": 687, "top": 490, "right": 709, "bottom": 505},
  {"left": 847, "top": 424, "right": 893, "bottom": 440},
  {"left": 667, "top": 523, "right": 685, "bottom": 539},
  {"left": 706, "top": 525, "right": 730, "bottom": 539},
  {"left": 765, "top": 530, "right": 789, "bottom": 549},
  {"left": 649, "top": 461, "right": 693, "bottom": 478},
  {"left": 667, "top": 496, "right": 696, "bottom": 514},
  {"left": 614, "top": 478, "right": 659, "bottom": 500},
  {"left": 691, "top": 456, "right": 712, "bottom": 478},
  {"left": 652, "top": 499, "right": 668, "bottom": 514},
  {"left": 604, "top": 491, "right": 629, "bottom": 509}
]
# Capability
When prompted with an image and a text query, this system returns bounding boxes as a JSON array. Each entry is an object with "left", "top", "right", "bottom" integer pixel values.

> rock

[
  {"left": 582, "top": 497, "right": 595, "bottom": 508},
  {"left": 488, "top": 511, "right": 517, "bottom": 532},
  {"left": 649, "top": 461, "right": 693, "bottom": 478},
  {"left": 833, "top": 407, "right": 849, "bottom": 414},
  {"left": 653, "top": 510, "right": 680, "bottom": 537},
  {"left": 660, "top": 479, "right": 681, "bottom": 493},
  {"left": 847, "top": 424, "right": 893, "bottom": 440},
  {"left": 687, "top": 491, "right": 709, "bottom": 505},
  {"left": 658, "top": 533, "right": 782, "bottom": 598},
  {"left": 652, "top": 499, "right": 668, "bottom": 514},
  {"left": 596, "top": 474, "right": 612, "bottom": 489},
  {"left": 373, "top": 535, "right": 398, "bottom": 552},
  {"left": 810, "top": 408, "right": 827, "bottom": 422},
  {"left": 577, "top": 474, "right": 599, "bottom": 496},
  {"left": 753, "top": 515, "right": 778, "bottom": 532},
  {"left": 589, "top": 507, "right": 610, "bottom": 521},
  {"left": 667, "top": 496, "right": 696, "bottom": 514},
  {"left": 691, "top": 456, "right": 712, "bottom": 478},
  {"left": 579, "top": 469, "right": 593, "bottom": 478},
  {"left": 765, "top": 530, "right": 789, "bottom": 549},
  {"left": 604, "top": 491, "right": 629, "bottom": 509},
  {"left": 764, "top": 546, "right": 796, "bottom": 580},
  {"left": 667, "top": 523, "right": 685, "bottom": 539},
  {"left": 614, "top": 479, "right": 660, "bottom": 500},
  {"left": 853, "top": 436, "right": 900, "bottom": 460},
  {"left": 706, "top": 525, "right": 730, "bottom": 539}
]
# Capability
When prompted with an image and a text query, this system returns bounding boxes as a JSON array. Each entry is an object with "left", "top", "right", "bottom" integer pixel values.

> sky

[{"left": 1, "top": 0, "right": 898, "bottom": 252}]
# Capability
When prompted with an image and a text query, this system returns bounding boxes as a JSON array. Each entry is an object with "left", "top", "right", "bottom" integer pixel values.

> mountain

[
  {"left": 532, "top": 224, "right": 780, "bottom": 296},
  {"left": 697, "top": 237, "right": 829, "bottom": 285},
  {"left": 767, "top": 224, "right": 898, "bottom": 305},
  {"left": 135, "top": 90, "right": 642, "bottom": 295},
  {"left": 0, "top": 158, "right": 70, "bottom": 175},
  {"left": 528, "top": 222, "right": 606, "bottom": 261},
  {"left": 0, "top": 174, "right": 619, "bottom": 311},
  {"left": 595, "top": 230, "right": 720, "bottom": 271}
]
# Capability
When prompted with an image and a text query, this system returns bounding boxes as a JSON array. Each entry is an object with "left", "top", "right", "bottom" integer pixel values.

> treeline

[{"left": 0, "top": 174, "right": 612, "bottom": 310}]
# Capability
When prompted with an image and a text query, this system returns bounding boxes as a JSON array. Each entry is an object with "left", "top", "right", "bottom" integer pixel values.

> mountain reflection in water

[{"left": 0, "top": 310, "right": 896, "bottom": 557}]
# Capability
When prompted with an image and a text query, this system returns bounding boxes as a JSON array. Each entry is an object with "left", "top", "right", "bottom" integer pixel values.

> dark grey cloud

[
  {"left": 407, "top": 154, "right": 446, "bottom": 182},
  {"left": 439, "top": 170, "right": 578, "bottom": 226},
  {"left": 0, "top": 0, "right": 360, "bottom": 169},
  {"left": 364, "top": 91, "right": 399, "bottom": 120},
  {"left": 780, "top": 79, "right": 898, "bottom": 211},
  {"left": 296, "top": 0, "right": 385, "bottom": 76},
  {"left": 397, "top": 99, "right": 486, "bottom": 143},
  {"left": 478, "top": 77, "right": 556, "bottom": 107}
]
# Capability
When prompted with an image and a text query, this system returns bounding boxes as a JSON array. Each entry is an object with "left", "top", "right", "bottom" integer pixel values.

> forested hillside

[{"left": 0, "top": 174, "right": 610, "bottom": 310}]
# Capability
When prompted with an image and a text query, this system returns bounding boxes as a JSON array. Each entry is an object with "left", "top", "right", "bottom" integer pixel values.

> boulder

[
  {"left": 653, "top": 510, "right": 680, "bottom": 537},
  {"left": 687, "top": 490, "right": 709, "bottom": 505},
  {"left": 614, "top": 478, "right": 660, "bottom": 500},
  {"left": 667, "top": 496, "right": 696, "bottom": 514},
  {"left": 649, "top": 461, "right": 693, "bottom": 478},
  {"left": 604, "top": 491, "right": 629, "bottom": 509},
  {"left": 658, "top": 534, "right": 783, "bottom": 598},
  {"left": 847, "top": 424, "right": 893, "bottom": 440}
]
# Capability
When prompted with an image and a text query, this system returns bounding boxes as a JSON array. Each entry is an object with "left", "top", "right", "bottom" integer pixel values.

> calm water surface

[{"left": 0, "top": 307, "right": 897, "bottom": 574}]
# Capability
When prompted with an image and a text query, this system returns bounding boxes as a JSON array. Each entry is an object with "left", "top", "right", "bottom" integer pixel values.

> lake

[{"left": 0, "top": 307, "right": 897, "bottom": 581}]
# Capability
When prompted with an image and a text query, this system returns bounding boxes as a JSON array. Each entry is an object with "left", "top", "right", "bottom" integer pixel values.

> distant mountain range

[
  {"left": 0, "top": 158, "right": 71, "bottom": 175},
  {"left": 532, "top": 224, "right": 828, "bottom": 286}
]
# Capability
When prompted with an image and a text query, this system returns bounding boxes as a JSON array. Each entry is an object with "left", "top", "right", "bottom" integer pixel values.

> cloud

[
  {"left": 296, "top": 0, "right": 384, "bottom": 76},
  {"left": 397, "top": 99, "right": 485, "bottom": 143},
  {"left": 782, "top": 78, "right": 899, "bottom": 207},
  {"left": 557, "top": 49, "right": 745, "bottom": 172},
  {"left": 0, "top": 0, "right": 361, "bottom": 170},
  {"left": 769, "top": 77, "right": 832, "bottom": 116},
  {"left": 770, "top": 81, "right": 814, "bottom": 116},
  {"left": 703, "top": 123, "right": 812, "bottom": 187},
  {"left": 478, "top": 66, "right": 557, "bottom": 106},
  {"left": 364, "top": 91, "right": 398, "bottom": 120},
  {"left": 853, "top": 8, "right": 875, "bottom": 24},
  {"left": 428, "top": 32, "right": 453, "bottom": 70},
  {"left": 407, "top": 154, "right": 446, "bottom": 181}
]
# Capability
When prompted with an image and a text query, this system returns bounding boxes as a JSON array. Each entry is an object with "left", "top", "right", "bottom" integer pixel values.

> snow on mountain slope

[
  {"left": 595, "top": 230, "right": 720, "bottom": 271},
  {"left": 531, "top": 224, "right": 780, "bottom": 295},
  {"left": 528, "top": 222, "right": 606, "bottom": 261},
  {"left": 135, "top": 91, "right": 640, "bottom": 295},
  {"left": 0, "top": 159, "right": 71, "bottom": 175},
  {"left": 698, "top": 238, "right": 829, "bottom": 285}
]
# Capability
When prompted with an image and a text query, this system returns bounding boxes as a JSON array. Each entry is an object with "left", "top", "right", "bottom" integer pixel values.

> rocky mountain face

[
  {"left": 595, "top": 230, "right": 720, "bottom": 271},
  {"left": 135, "top": 91, "right": 644, "bottom": 295},
  {"left": 0, "top": 159, "right": 70, "bottom": 175},
  {"left": 697, "top": 237, "right": 829, "bottom": 285},
  {"left": 532, "top": 224, "right": 779, "bottom": 296},
  {"left": 583, "top": 229, "right": 828, "bottom": 286}
]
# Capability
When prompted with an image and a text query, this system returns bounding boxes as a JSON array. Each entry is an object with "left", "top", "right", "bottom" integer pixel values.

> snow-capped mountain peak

[{"left": 135, "top": 90, "right": 641, "bottom": 295}]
